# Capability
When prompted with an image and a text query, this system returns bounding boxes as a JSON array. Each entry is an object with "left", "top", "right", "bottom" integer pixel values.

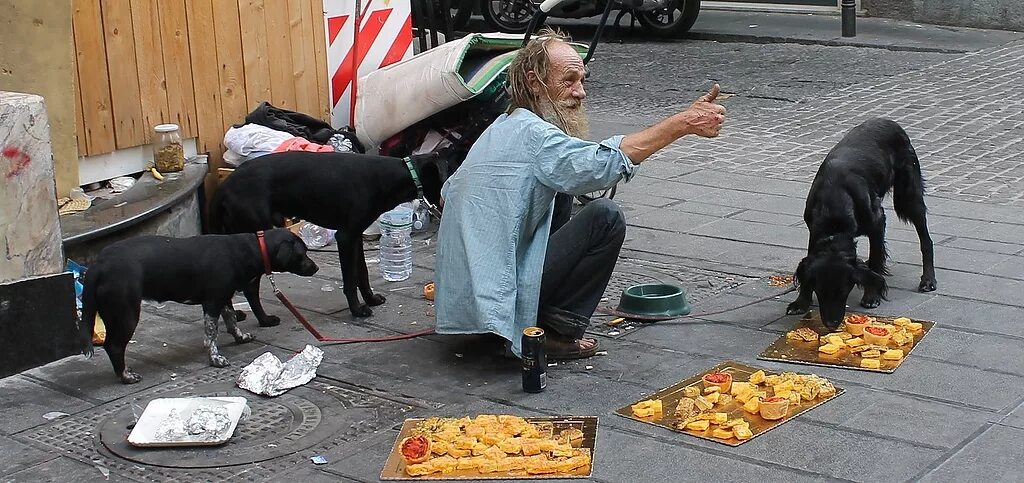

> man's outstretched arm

[{"left": 619, "top": 83, "right": 726, "bottom": 165}]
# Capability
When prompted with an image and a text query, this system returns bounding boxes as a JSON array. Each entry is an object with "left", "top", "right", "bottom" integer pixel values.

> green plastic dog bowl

[{"left": 616, "top": 283, "right": 691, "bottom": 317}]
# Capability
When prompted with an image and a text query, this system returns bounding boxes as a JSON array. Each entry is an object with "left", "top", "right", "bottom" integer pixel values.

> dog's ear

[
  {"left": 852, "top": 259, "right": 888, "bottom": 300},
  {"left": 793, "top": 256, "right": 813, "bottom": 287}
]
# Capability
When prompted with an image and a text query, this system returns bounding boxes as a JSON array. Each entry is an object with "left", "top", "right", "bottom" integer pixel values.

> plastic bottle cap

[{"left": 154, "top": 123, "right": 180, "bottom": 133}]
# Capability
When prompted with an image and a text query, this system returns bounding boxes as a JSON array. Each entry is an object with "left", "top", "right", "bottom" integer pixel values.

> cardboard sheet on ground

[
  {"left": 127, "top": 397, "right": 248, "bottom": 447},
  {"left": 758, "top": 311, "right": 934, "bottom": 373},
  {"left": 614, "top": 361, "right": 843, "bottom": 447}
]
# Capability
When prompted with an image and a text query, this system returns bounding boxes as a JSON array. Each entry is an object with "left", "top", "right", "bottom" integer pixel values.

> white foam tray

[{"left": 127, "top": 396, "right": 248, "bottom": 447}]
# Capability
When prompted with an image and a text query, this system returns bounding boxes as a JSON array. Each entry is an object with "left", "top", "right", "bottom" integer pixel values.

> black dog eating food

[
  {"left": 79, "top": 229, "right": 318, "bottom": 383},
  {"left": 786, "top": 118, "right": 937, "bottom": 329}
]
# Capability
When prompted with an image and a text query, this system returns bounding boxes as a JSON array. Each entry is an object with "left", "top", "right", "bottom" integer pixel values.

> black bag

[{"left": 244, "top": 102, "right": 364, "bottom": 153}]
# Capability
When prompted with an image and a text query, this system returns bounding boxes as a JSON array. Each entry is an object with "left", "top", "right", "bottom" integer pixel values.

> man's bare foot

[{"left": 546, "top": 336, "right": 600, "bottom": 360}]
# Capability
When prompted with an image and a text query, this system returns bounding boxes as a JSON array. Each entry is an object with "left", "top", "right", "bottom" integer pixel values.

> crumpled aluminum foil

[
  {"left": 237, "top": 345, "right": 324, "bottom": 397},
  {"left": 186, "top": 405, "right": 231, "bottom": 436}
]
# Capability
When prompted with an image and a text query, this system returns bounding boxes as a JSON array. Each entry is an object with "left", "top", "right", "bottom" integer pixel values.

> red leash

[{"left": 257, "top": 231, "right": 436, "bottom": 345}]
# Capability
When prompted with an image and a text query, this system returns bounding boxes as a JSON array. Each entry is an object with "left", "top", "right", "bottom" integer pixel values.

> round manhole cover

[{"left": 99, "top": 382, "right": 351, "bottom": 469}]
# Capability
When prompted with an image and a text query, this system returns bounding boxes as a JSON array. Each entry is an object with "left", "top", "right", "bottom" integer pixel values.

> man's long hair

[{"left": 505, "top": 27, "right": 572, "bottom": 115}]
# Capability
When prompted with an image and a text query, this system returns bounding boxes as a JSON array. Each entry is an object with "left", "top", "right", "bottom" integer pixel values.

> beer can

[{"left": 521, "top": 327, "right": 547, "bottom": 393}]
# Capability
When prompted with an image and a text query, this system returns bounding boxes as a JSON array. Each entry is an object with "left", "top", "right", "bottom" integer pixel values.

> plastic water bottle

[
  {"left": 379, "top": 203, "right": 414, "bottom": 282},
  {"left": 411, "top": 199, "right": 431, "bottom": 233},
  {"left": 298, "top": 222, "right": 336, "bottom": 249}
]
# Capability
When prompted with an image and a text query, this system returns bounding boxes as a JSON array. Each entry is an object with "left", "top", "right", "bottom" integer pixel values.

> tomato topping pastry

[
  {"left": 865, "top": 326, "right": 890, "bottom": 336},
  {"left": 400, "top": 435, "right": 431, "bottom": 464},
  {"left": 845, "top": 314, "right": 870, "bottom": 325},
  {"left": 704, "top": 372, "right": 731, "bottom": 383}
]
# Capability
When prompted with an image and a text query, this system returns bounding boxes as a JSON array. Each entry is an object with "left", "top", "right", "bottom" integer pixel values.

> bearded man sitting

[{"left": 434, "top": 28, "right": 726, "bottom": 360}]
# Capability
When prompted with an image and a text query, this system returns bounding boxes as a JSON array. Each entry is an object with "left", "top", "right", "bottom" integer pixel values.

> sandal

[{"left": 545, "top": 336, "right": 600, "bottom": 360}]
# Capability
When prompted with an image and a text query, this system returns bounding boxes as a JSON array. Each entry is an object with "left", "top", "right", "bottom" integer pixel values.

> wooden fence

[{"left": 72, "top": 0, "right": 329, "bottom": 170}]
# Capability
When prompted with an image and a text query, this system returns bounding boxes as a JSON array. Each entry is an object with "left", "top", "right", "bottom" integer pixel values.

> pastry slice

[
  {"left": 711, "top": 427, "right": 734, "bottom": 439},
  {"left": 818, "top": 343, "right": 841, "bottom": 355},
  {"left": 893, "top": 317, "right": 912, "bottom": 327},
  {"left": 861, "top": 349, "right": 882, "bottom": 359},
  {"left": 742, "top": 397, "right": 760, "bottom": 414},
  {"left": 860, "top": 359, "right": 881, "bottom": 369},
  {"left": 685, "top": 420, "right": 710, "bottom": 432},
  {"left": 683, "top": 386, "right": 701, "bottom": 398},
  {"left": 883, "top": 349, "right": 904, "bottom": 360},
  {"left": 733, "top": 425, "right": 753, "bottom": 440},
  {"left": 748, "top": 370, "right": 767, "bottom": 385}
]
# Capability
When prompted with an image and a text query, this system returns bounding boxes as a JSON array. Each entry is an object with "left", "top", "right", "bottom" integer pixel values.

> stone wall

[
  {"left": 862, "top": 0, "right": 1024, "bottom": 31},
  {"left": 0, "top": 92, "right": 64, "bottom": 284}
]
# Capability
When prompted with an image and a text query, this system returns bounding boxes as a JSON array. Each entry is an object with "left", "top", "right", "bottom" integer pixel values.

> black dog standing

[
  {"left": 79, "top": 229, "right": 318, "bottom": 383},
  {"left": 786, "top": 118, "right": 938, "bottom": 329},
  {"left": 210, "top": 151, "right": 454, "bottom": 325}
]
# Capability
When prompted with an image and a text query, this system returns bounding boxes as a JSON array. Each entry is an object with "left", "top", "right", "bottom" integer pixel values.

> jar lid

[{"left": 154, "top": 123, "right": 180, "bottom": 133}]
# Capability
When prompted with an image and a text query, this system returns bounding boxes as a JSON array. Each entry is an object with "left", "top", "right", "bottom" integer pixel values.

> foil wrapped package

[
  {"left": 237, "top": 345, "right": 324, "bottom": 396},
  {"left": 152, "top": 401, "right": 235, "bottom": 442}
]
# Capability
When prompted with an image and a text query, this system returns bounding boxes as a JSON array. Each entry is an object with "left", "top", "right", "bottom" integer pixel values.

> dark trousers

[{"left": 537, "top": 193, "right": 626, "bottom": 340}]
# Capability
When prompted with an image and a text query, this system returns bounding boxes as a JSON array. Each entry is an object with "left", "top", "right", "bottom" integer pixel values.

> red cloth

[{"left": 273, "top": 137, "right": 335, "bottom": 153}]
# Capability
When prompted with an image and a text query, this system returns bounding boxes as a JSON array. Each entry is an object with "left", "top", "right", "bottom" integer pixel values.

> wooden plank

[
  {"left": 72, "top": 0, "right": 115, "bottom": 155},
  {"left": 263, "top": 0, "right": 296, "bottom": 109},
  {"left": 73, "top": 50, "right": 86, "bottom": 155},
  {"left": 289, "top": 0, "right": 317, "bottom": 117},
  {"left": 129, "top": 0, "right": 169, "bottom": 141},
  {"left": 186, "top": 0, "right": 224, "bottom": 168},
  {"left": 211, "top": 0, "right": 248, "bottom": 131},
  {"left": 309, "top": 0, "right": 329, "bottom": 121},
  {"left": 100, "top": 0, "right": 147, "bottom": 149},
  {"left": 238, "top": 0, "right": 272, "bottom": 112},
  {"left": 158, "top": 0, "right": 198, "bottom": 138}
]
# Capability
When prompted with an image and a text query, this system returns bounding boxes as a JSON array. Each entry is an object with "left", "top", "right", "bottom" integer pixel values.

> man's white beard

[{"left": 538, "top": 98, "right": 590, "bottom": 139}]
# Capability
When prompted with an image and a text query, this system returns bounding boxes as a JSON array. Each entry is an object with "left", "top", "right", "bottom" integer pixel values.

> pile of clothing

[{"left": 222, "top": 102, "right": 363, "bottom": 167}]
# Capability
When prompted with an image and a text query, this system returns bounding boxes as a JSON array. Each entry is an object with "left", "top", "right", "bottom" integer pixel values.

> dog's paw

[
  {"left": 120, "top": 369, "right": 143, "bottom": 385},
  {"left": 919, "top": 278, "right": 937, "bottom": 292},
  {"left": 351, "top": 304, "right": 373, "bottom": 317},
  {"left": 366, "top": 293, "right": 386, "bottom": 306},
  {"left": 860, "top": 297, "right": 882, "bottom": 309},
  {"left": 258, "top": 315, "right": 281, "bottom": 328},
  {"left": 233, "top": 310, "right": 247, "bottom": 322},
  {"left": 209, "top": 354, "right": 230, "bottom": 368},
  {"left": 234, "top": 332, "right": 255, "bottom": 344},
  {"left": 786, "top": 301, "right": 810, "bottom": 315}
]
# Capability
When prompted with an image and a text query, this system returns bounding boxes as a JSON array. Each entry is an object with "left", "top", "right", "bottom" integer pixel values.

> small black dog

[
  {"left": 786, "top": 118, "right": 937, "bottom": 329},
  {"left": 80, "top": 229, "right": 318, "bottom": 383},
  {"left": 210, "top": 151, "right": 453, "bottom": 325}
]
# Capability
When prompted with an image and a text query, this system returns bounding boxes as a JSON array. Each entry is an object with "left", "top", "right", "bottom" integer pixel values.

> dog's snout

[{"left": 301, "top": 258, "right": 319, "bottom": 276}]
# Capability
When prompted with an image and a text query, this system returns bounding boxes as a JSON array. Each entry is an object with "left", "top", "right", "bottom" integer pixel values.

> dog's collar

[
  {"left": 403, "top": 157, "right": 425, "bottom": 200},
  {"left": 256, "top": 231, "right": 272, "bottom": 275}
]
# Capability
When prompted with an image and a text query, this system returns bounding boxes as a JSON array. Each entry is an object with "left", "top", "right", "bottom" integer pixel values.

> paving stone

[
  {"left": 0, "top": 435, "right": 51, "bottom": 478},
  {"left": 628, "top": 209, "right": 722, "bottom": 234},
  {"left": 999, "top": 401, "right": 1024, "bottom": 430},
  {"left": 661, "top": 200, "right": 743, "bottom": 218},
  {"left": 911, "top": 296, "right": 1024, "bottom": 338},
  {"left": 0, "top": 376, "right": 92, "bottom": 435},
  {"left": 729, "top": 209, "right": 805, "bottom": 227},
  {"left": 982, "top": 254, "right": 1024, "bottom": 281},
  {"left": 920, "top": 425, "right": 1024, "bottom": 482},
  {"left": 724, "top": 418, "right": 945, "bottom": 481},
  {"left": 690, "top": 218, "right": 808, "bottom": 250},
  {"left": 1, "top": 455, "right": 108, "bottom": 483},
  {"left": 692, "top": 189, "right": 809, "bottom": 216},
  {"left": 913, "top": 327, "right": 1024, "bottom": 376},
  {"left": 828, "top": 389, "right": 993, "bottom": 448}
]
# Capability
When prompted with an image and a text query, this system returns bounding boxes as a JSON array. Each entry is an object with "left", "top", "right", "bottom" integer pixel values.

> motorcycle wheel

[
  {"left": 452, "top": 0, "right": 474, "bottom": 29},
  {"left": 481, "top": 0, "right": 537, "bottom": 33},
  {"left": 637, "top": 0, "right": 701, "bottom": 38}
]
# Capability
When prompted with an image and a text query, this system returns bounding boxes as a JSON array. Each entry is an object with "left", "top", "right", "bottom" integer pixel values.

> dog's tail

[
  {"left": 79, "top": 267, "right": 100, "bottom": 358},
  {"left": 891, "top": 124, "right": 927, "bottom": 224}
]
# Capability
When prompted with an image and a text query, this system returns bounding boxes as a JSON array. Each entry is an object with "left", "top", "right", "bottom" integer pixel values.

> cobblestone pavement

[{"left": 587, "top": 40, "right": 1024, "bottom": 205}]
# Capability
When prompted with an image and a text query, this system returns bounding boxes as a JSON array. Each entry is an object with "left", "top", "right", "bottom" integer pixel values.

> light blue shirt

[{"left": 434, "top": 108, "right": 637, "bottom": 356}]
